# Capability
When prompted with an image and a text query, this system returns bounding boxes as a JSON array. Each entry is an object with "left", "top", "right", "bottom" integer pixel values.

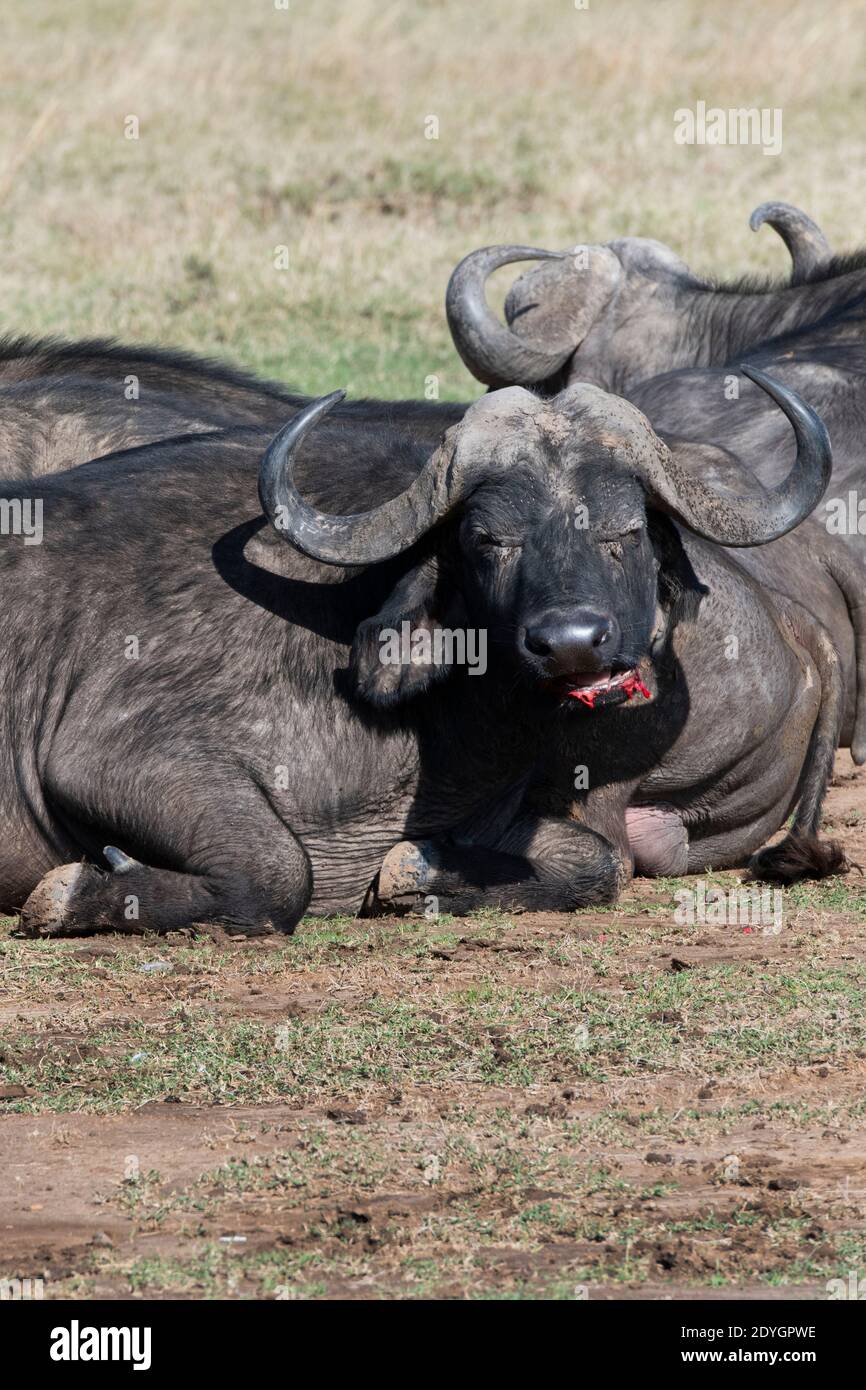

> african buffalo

[
  {"left": 444, "top": 205, "right": 866, "bottom": 761},
  {"left": 445, "top": 202, "right": 840, "bottom": 394},
  {"left": 0, "top": 334, "right": 466, "bottom": 479},
  {"left": 1, "top": 366, "right": 842, "bottom": 936},
  {"left": 444, "top": 206, "right": 866, "bottom": 538},
  {"left": 0, "top": 203, "right": 840, "bottom": 487}
]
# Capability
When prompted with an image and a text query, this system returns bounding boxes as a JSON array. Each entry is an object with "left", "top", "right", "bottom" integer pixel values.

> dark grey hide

[{"left": 0, "top": 374, "right": 842, "bottom": 935}]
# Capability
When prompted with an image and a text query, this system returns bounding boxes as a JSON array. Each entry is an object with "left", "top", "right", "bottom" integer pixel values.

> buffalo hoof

[
  {"left": 374, "top": 840, "right": 436, "bottom": 914},
  {"left": 748, "top": 832, "right": 848, "bottom": 884},
  {"left": 19, "top": 862, "right": 103, "bottom": 937}
]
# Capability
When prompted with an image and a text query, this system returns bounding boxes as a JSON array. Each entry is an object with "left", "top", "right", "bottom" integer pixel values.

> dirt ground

[{"left": 2, "top": 754, "right": 866, "bottom": 1301}]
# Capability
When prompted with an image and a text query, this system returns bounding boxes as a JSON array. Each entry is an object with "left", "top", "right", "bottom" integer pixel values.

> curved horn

[
  {"left": 446, "top": 246, "right": 575, "bottom": 387},
  {"left": 749, "top": 202, "right": 832, "bottom": 280},
  {"left": 641, "top": 367, "right": 832, "bottom": 546},
  {"left": 258, "top": 392, "right": 464, "bottom": 566}
]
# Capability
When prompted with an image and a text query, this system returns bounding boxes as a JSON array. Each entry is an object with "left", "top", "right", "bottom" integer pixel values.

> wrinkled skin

[{"left": 1, "top": 372, "right": 845, "bottom": 936}]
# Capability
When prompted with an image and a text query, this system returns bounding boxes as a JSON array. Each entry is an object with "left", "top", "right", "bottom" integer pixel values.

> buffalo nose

[{"left": 524, "top": 610, "right": 620, "bottom": 674}]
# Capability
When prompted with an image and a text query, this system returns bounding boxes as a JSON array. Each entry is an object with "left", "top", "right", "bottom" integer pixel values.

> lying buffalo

[
  {"left": 445, "top": 202, "right": 841, "bottom": 394},
  {"left": 445, "top": 205, "right": 866, "bottom": 543},
  {"left": 445, "top": 204, "right": 866, "bottom": 752},
  {"left": 0, "top": 333, "right": 462, "bottom": 479},
  {"left": 1, "top": 368, "right": 845, "bottom": 935},
  {"left": 0, "top": 201, "right": 840, "bottom": 484}
]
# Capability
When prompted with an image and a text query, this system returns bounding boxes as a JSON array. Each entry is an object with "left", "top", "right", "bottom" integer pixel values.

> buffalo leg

[
  {"left": 19, "top": 834, "right": 312, "bottom": 938},
  {"left": 370, "top": 815, "right": 624, "bottom": 915},
  {"left": 747, "top": 610, "right": 847, "bottom": 883}
]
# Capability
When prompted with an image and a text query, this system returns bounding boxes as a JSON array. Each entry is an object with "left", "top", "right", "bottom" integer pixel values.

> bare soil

[{"left": 2, "top": 754, "right": 866, "bottom": 1301}]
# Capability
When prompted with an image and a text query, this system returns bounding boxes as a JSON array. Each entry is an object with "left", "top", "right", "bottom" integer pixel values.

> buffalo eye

[
  {"left": 601, "top": 528, "right": 643, "bottom": 564},
  {"left": 475, "top": 532, "right": 521, "bottom": 553}
]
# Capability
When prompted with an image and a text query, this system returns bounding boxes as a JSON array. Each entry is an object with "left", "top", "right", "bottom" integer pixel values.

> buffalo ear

[
  {"left": 649, "top": 434, "right": 740, "bottom": 610},
  {"left": 350, "top": 553, "right": 468, "bottom": 707},
  {"left": 647, "top": 510, "right": 708, "bottom": 621}
]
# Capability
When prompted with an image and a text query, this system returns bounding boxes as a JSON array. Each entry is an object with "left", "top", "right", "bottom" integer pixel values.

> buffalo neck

[
  {"left": 678, "top": 269, "right": 866, "bottom": 375},
  {"left": 603, "top": 269, "right": 866, "bottom": 396}
]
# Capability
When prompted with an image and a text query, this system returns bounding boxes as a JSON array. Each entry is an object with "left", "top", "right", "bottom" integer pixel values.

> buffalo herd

[{"left": 3, "top": 202, "right": 864, "bottom": 935}]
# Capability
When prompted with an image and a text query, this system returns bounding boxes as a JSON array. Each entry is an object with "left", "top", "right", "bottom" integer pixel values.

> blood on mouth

[{"left": 566, "top": 668, "right": 651, "bottom": 710}]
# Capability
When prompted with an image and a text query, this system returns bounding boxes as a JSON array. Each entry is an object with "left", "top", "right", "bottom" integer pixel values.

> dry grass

[{"left": 0, "top": 0, "right": 863, "bottom": 399}]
